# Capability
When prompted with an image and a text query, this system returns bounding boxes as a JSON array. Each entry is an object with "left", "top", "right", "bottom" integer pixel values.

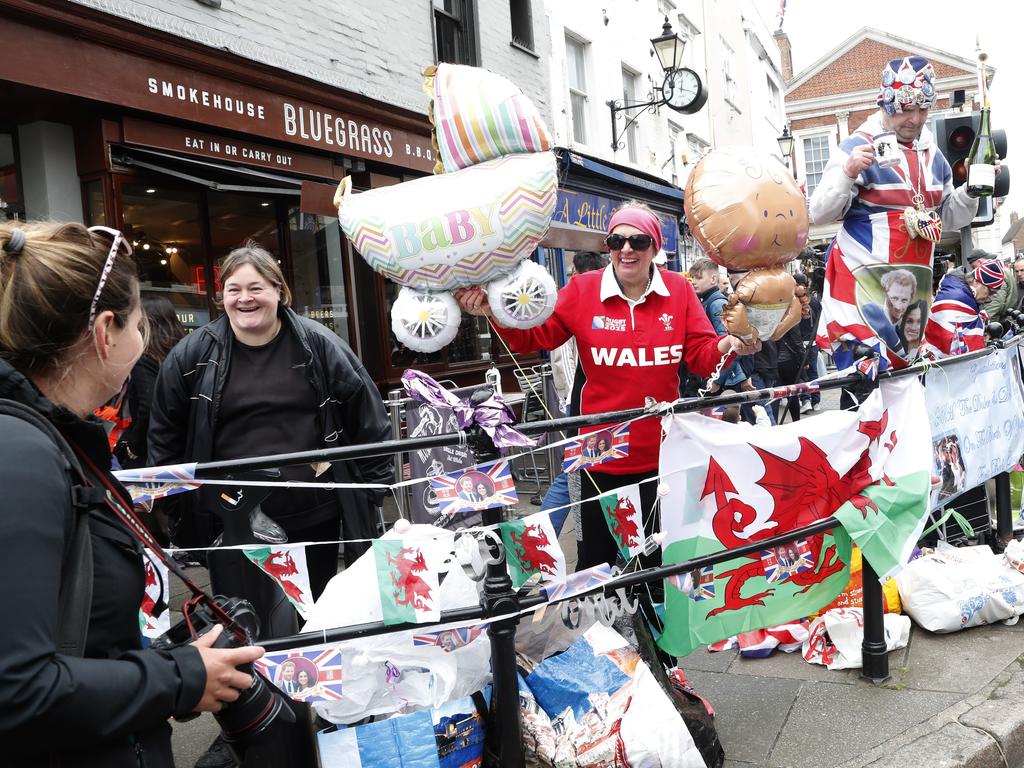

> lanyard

[{"left": 67, "top": 435, "right": 248, "bottom": 643}]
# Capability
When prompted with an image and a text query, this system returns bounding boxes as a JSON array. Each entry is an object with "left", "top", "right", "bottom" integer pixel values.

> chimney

[{"left": 774, "top": 29, "right": 793, "bottom": 83}]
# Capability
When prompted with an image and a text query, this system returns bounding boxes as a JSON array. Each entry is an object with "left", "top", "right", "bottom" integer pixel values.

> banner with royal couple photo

[{"left": 924, "top": 346, "right": 1024, "bottom": 511}]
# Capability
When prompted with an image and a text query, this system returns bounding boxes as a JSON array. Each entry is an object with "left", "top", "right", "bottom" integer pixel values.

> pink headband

[{"left": 608, "top": 207, "right": 662, "bottom": 253}]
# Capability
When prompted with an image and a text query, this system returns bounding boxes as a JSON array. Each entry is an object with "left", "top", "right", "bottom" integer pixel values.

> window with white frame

[
  {"left": 766, "top": 75, "right": 781, "bottom": 113},
  {"left": 687, "top": 133, "right": 709, "bottom": 165},
  {"left": 721, "top": 37, "right": 737, "bottom": 105},
  {"left": 565, "top": 34, "right": 588, "bottom": 144},
  {"left": 669, "top": 126, "right": 682, "bottom": 186},
  {"left": 802, "top": 135, "right": 831, "bottom": 197},
  {"left": 621, "top": 66, "right": 639, "bottom": 163}
]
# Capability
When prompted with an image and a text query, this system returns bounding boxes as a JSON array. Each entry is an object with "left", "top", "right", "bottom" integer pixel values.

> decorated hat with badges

[{"left": 878, "top": 56, "right": 936, "bottom": 115}]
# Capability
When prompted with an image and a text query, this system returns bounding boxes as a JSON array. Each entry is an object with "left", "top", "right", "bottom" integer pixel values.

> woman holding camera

[{"left": 0, "top": 222, "right": 263, "bottom": 768}]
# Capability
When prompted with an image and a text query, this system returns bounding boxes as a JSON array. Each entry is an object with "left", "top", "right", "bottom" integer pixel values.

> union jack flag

[
  {"left": 542, "top": 563, "right": 613, "bottom": 602},
  {"left": 562, "top": 423, "right": 631, "bottom": 473},
  {"left": 855, "top": 355, "right": 880, "bottom": 381},
  {"left": 412, "top": 625, "right": 486, "bottom": 650},
  {"left": 114, "top": 462, "right": 201, "bottom": 504},
  {"left": 667, "top": 565, "right": 715, "bottom": 601},
  {"left": 921, "top": 274, "right": 985, "bottom": 360},
  {"left": 430, "top": 460, "right": 518, "bottom": 518},
  {"left": 254, "top": 644, "right": 344, "bottom": 702},
  {"left": 760, "top": 539, "right": 813, "bottom": 584}
]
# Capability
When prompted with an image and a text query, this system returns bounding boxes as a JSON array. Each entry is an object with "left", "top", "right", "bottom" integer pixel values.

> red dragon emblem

[
  {"left": 608, "top": 497, "right": 641, "bottom": 551},
  {"left": 387, "top": 547, "right": 434, "bottom": 610},
  {"left": 256, "top": 550, "right": 306, "bottom": 604},
  {"left": 702, "top": 415, "right": 888, "bottom": 618},
  {"left": 510, "top": 524, "right": 558, "bottom": 575}
]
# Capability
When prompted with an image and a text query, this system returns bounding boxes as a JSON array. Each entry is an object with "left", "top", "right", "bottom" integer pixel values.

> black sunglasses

[{"left": 605, "top": 233, "right": 653, "bottom": 251}]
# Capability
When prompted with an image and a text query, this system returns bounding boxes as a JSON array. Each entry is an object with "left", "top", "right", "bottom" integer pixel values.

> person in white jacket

[{"left": 810, "top": 55, "right": 992, "bottom": 391}]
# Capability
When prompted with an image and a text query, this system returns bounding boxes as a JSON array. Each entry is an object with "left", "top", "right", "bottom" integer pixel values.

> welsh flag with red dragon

[{"left": 657, "top": 378, "right": 931, "bottom": 657}]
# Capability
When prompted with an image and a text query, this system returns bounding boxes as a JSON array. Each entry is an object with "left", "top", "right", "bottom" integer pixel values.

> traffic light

[{"left": 932, "top": 112, "right": 1009, "bottom": 227}]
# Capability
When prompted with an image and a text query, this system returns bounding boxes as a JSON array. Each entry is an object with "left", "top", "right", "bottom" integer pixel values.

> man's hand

[{"left": 843, "top": 143, "right": 875, "bottom": 179}]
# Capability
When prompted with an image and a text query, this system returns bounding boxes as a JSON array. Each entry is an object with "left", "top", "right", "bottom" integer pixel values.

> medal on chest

[{"left": 902, "top": 193, "right": 942, "bottom": 243}]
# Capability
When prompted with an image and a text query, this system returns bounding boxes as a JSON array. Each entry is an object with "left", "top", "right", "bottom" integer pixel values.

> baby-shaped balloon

[{"left": 685, "top": 146, "right": 810, "bottom": 342}]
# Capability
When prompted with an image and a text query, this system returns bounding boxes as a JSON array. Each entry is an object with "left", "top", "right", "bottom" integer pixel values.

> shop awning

[
  {"left": 112, "top": 147, "right": 302, "bottom": 195},
  {"left": 557, "top": 149, "right": 684, "bottom": 203}
]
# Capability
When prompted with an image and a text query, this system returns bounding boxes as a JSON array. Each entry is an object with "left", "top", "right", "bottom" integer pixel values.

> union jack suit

[{"left": 811, "top": 112, "right": 979, "bottom": 371}]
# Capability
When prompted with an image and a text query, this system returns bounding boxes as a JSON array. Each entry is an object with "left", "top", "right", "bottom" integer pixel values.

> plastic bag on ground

[
  {"left": 801, "top": 608, "right": 910, "bottom": 670},
  {"left": 895, "top": 544, "right": 1024, "bottom": 632}
]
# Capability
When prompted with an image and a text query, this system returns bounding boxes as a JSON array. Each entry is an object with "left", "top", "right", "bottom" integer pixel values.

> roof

[{"left": 786, "top": 27, "right": 988, "bottom": 96}]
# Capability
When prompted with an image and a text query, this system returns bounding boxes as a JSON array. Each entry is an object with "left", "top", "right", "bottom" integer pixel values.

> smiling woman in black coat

[{"left": 0, "top": 222, "right": 263, "bottom": 768}]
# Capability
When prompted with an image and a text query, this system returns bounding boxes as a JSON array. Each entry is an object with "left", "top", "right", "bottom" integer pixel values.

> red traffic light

[{"left": 949, "top": 125, "right": 975, "bottom": 153}]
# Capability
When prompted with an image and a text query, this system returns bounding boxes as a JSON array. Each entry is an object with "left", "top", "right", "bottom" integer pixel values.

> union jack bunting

[
  {"left": 113, "top": 462, "right": 201, "bottom": 504},
  {"left": 542, "top": 563, "right": 613, "bottom": 602},
  {"left": 254, "top": 645, "right": 344, "bottom": 703},
  {"left": 412, "top": 625, "right": 486, "bottom": 650},
  {"left": 667, "top": 565, "right": 715, "bottom": 602},
  {"left": 430, "top": 460, "right": 518, "bottom": 518},
  {"left": 760, "top": 539, "right": 814, "bottom": 584},
  {"left": 855, "top": 355, "right": 880, "bottom": 381},
  {"left": 561, "top": 423, "right": 631, "bottom": 472}
]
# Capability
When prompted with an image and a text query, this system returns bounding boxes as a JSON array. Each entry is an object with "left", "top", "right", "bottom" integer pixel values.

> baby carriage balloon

[{"left": 335, "top": 63, "right": 559, "bottom": 353}]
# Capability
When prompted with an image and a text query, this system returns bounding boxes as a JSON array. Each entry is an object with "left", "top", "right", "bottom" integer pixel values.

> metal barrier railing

[{"left": 194, "top": 335, "right": 1022, "bottom": 766}]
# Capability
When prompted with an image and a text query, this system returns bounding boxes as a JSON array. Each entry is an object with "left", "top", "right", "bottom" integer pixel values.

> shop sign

[
  {"left": 122, "top": 118, "right": 338, "bottom": 178},
  {"left": 553, "top": 190, "right": 678, "bottom": 253},
  {"left": 1, "top": 17, "right": 435, "bottom": 172}
]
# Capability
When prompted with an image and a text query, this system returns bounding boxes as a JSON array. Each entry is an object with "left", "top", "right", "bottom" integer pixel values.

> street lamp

[
  {"left": 606, "top": 17, "right": 707, "bottom": 152},
  {"left": 777, "top": 125, "right": 795, "bottom": 166}
]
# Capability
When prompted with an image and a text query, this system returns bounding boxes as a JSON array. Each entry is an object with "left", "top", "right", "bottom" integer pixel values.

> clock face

[{"left": 665, "top": 68, "right": 707, "bottom": 114}]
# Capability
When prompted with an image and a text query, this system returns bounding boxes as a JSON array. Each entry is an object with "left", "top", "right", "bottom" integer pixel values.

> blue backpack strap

[{"left": 0, "top": 399, "right": 93, "bottom": 658}]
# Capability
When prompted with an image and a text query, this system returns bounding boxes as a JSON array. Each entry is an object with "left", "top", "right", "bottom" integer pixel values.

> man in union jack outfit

[
  {"left": 922, "top": 259, "right": 1004, "bottom": 359},
  {"left": 810, "top": 56, "right": 989, "bottom": 389}
]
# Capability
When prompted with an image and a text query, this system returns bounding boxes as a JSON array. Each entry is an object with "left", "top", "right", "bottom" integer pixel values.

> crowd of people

[{"left": 1, "top": 47, "right": 1023, "bottom": 768}]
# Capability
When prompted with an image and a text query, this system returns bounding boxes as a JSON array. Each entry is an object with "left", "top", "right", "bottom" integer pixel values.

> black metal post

[
  {"left": 480, "top": 506, "right": 523, "bottom": 768},
  {"left": 860, "top": 559, "right": 889, "bottom": 683},
  {"left": 959, "top": 224, "right": 973, "bottom": 269},
  {"left": 995, "top": 471, "right": 1014, "bottom": 550}
]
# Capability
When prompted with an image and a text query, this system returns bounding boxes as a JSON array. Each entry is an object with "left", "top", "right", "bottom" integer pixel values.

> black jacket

[
  {"left": 147, "top": 309, "right": 393, "bottom": 550},
  {"left": 0, "top": 360, "right": 205, "bottom": 768},
  {"left": 114, "top": 355, "right": 160, "bottom": 469}
]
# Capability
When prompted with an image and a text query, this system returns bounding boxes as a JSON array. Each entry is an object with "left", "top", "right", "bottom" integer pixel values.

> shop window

[
  {"left": 0, "top": 132, "right": 23, "bottom": 221},
  {"left": 288, "top": 207, "right": 351, "bottom": 345},
  {"left": 120, "top": 181, "right": 210, "bottom": 330},
  {"left": 433, "top": 0, "right": 479, "bottom": 66},
  {"left": 207, "top": 191, "right": 280, "bottom": 272},
  {"left": 510, "top": 0, "right": 534, "bottom": 51}
]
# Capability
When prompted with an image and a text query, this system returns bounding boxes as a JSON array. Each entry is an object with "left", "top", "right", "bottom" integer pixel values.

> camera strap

[{"left": 66, "top": 435, "right": 249, "bottom": 644}]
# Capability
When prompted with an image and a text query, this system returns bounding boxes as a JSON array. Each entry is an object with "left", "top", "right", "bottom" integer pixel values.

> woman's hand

[
  {"left": 191, "top": 625, "right": 266, "bottom": 713},
  {"left": 454, "top": 286, "right": 492, "bottom": 317},
  {"left": 719, "top": 334, "right": 761, "bottom": 356}
]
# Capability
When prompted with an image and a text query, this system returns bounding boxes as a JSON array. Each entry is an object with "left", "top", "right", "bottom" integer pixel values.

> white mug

[{"left": 872, "top": 131, "right": 900, "bottom": 168}]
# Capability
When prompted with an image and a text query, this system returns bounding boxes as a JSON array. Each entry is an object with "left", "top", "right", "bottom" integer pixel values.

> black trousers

[
  {"left": 209, "top": 514, "right": 339, "bottom": 640},
  {"left": 577, "top": 469, "right": 659, "bottom": 571}
]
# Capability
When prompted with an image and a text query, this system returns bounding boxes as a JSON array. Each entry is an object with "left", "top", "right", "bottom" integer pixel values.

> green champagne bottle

[{"left": 966, "top": 106, "right": 995, "bottom": 197}]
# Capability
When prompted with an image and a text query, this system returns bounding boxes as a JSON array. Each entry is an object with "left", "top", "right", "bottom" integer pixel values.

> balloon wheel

[
  {"left": 391, "top": 287, "right": 461, "bottom": 353},
  {"left": 487, "top": 260, "right": 557, "bottom": 330}
]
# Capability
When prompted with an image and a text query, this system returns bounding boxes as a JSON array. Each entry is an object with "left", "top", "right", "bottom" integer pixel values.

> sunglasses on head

[
  {"left": 605, "top": 233, "right": 653, "bottom": 251},
  {"left": 87, "top": 226, "right": 134, "bottom": 330}
]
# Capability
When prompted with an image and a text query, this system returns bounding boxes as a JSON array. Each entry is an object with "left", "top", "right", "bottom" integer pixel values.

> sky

[{"left": 770, "top": 0, "right": 1023, "bottom": 221}]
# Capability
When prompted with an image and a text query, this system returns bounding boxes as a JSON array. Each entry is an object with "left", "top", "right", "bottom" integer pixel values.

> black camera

[{"left": 153, "top": 595, "right": 316, "bottom": 765}]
